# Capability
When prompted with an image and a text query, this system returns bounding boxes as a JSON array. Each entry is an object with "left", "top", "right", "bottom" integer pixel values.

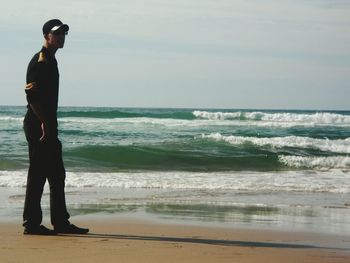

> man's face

[{"left": 45, "top": 30, "right": 67, "bottom": 49}]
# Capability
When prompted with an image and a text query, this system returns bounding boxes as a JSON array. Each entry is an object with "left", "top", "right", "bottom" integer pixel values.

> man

[{"left": 23, "top": 19, "right": 89, "bottom": 235}]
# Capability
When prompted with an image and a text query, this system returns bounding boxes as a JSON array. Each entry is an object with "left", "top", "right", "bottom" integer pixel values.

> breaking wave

[
  {"left": 193, "top": 111, "right": 350, "bottom": 126},
  {"left": 201, "top": 133, "right": 350, "bottom": 154}
]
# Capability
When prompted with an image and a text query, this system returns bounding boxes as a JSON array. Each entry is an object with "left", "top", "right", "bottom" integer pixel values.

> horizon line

[{"left": 1, "top": 104, "right": 349, "bottom": 112}]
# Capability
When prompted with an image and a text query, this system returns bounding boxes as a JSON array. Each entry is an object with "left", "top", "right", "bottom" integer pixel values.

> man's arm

[
  {"left": 25, "top": 58, "right": 50, "bottom": 142},
  {"left": 28, "top": 101, "right": 50, "bottom": 142}
]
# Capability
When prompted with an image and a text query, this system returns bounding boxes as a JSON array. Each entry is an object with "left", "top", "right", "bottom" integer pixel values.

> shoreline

[
  {"left": 2, "top": 185, "right": 350, "bottom": 236},
  {"left": 1, "top": 215, "right": 349, "bottom": 263}
]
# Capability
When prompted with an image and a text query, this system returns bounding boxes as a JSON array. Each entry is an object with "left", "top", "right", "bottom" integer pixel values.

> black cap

[{"left": 42, "top": 19, "right": 69, "bottom": 35}]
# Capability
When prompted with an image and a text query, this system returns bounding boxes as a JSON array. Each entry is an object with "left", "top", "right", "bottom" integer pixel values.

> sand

[{"left": 0, "top": 216, "right": 349, "bottom": 263}]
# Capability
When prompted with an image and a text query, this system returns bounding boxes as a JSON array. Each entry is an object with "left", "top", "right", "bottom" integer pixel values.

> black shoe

[
  {"left": 24, "top": 225, "right": 56, "bottom": 235},
  {"left": 54, "top": 224, "right": 89, "bottom": 234}
]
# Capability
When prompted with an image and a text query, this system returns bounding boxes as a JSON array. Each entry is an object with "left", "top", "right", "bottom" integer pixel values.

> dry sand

[{"left": 1, "top": 217, "right": 349, "bottom": 263}]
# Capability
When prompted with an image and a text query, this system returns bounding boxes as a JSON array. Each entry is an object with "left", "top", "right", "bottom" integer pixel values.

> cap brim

[{"left": 51, "top": 24, "right": 69, "bottom": 32}]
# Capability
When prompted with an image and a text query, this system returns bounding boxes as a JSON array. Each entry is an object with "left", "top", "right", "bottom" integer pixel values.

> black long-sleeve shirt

[{"left": 25, "top": 46, "right": 60, "bottom": 137}]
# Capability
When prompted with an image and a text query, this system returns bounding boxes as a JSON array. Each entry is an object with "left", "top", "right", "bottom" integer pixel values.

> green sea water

[{"left": 1, "top": 106, "right": 350, "bottom": 173}]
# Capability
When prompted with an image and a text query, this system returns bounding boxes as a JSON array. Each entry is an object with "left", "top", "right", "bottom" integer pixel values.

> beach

[
  {"left": 1, "top": 185, "right": 349, "bottom": 262},
  {"left": 1, "top": 215, "right": 349, "bottom": 263},
  {"left": 1, "top": 106, "right": 350, "bottom": 261},
  {"left": 1, "top": 187, "right": 350, "bottom": 263}
]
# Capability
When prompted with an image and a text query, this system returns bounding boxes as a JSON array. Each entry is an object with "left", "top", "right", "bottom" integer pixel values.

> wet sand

[{"left": 1, "top": 216, "right": 349, "bottom": 263}]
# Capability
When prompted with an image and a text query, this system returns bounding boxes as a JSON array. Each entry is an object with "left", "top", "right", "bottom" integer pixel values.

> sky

[{"left": 1, "top": 0, "right": 350, "bottom": 110}]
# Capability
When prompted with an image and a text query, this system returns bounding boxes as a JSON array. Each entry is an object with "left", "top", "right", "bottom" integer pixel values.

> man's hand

[
  {"left": 40, "top": 122, "right": 49, "bottom": 142},
  {"left": 25, "top": 82, "right": 38, "bottom": 92},
  {"left": 28, "top": 103, "right": 49, "bottom": 143}
]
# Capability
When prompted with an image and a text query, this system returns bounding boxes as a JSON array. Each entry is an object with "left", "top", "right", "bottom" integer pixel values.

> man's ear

[{"left": 44, "top": 34, "right": 49, "bottom": 41}]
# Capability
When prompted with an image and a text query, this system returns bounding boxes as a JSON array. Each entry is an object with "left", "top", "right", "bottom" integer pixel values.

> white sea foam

[
  {"left": 57, "top": 117, "right": 330, "bottom": 130},
  {"left": 59, "top": 117, "right": 192, "bottom": 126},
  {"left": 1, "top": 170, "right": 349, "bottom": 193},
  {"left": 57, "top": 112, "right": 350, "bottom": 129},
  {"left": 279, "top": 155, "right": 350, "bottom": 169},
  {"left": 0, "top": 117, "right": 23, "bottom": 122},
  {"left": 201, "top": 133, "right": 350, "bottom": 154},
  {"left": 193, "top": 111, "right": 350, "bottom": 126},
  {"left": 193, "top": 111, "right": 243, "bottom": 120},
  {"left": 0, "top": 171, "right": 27, "bottom": 187}
]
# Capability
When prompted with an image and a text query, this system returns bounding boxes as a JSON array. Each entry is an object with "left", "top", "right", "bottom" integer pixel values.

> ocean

[{"left": 1, "top": 106, "right": 350, "bottom": 234}]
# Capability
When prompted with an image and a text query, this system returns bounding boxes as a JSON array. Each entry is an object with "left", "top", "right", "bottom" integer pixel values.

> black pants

[{"left": 23, "top": 121, "right": 70, "bottom": 227}]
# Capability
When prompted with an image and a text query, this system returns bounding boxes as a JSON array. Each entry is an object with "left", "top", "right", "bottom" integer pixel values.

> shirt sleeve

[{"left": 25, "top": 60, "right": 44, "bottom": 104}]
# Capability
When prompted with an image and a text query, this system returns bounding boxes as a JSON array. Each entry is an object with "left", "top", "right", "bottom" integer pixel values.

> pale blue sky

[{"left": 1, "top": 0, "right": 350, "bottom": 109}]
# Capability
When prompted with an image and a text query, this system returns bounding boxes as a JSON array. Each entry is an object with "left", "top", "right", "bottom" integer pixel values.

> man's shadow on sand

[{"left": 56, "top": 232, "right": 347, "bottom": 251}]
